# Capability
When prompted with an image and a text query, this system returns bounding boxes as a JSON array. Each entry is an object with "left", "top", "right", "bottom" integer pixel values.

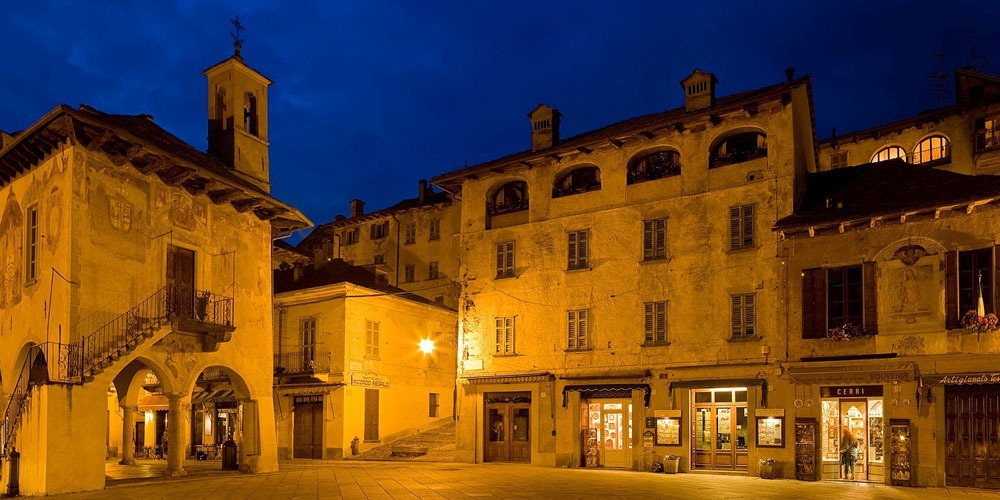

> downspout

[{"left": 389, "top": 213, "right": 401, "bottom": 286}]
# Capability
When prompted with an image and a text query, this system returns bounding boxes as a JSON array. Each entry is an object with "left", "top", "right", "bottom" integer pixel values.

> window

[
  {"left": 828, "top": 265, "right": 863, "bottom": 328},
  {"left": 710, "top": 132, "right": 767, "bottom": 168},
  {"left": 429, "top": 393, "right": 440, "bottom": 418},
  {"left": 643, "top": 218, "right": 666, "bottom": 261},
  {"left": 552, "top": 166, "right": 601, "bottom": 198},
  {"left": 975, "top": 118, "right": 1000, "bottom": 153},
  {"left": 244, "top": 93, "right": 259, "bottom": 137},
  {"left": 567, "top": 309, "right": 589, "bottom": 350},
  {"left": 404, "top": 223, "right": 416, "bottom": 244},
  {"left": 429, "top": 219, "right": 440, "bottom": 241},
  {"left": 496, "top": 241, "right": 515, "bottom": 279},
  {"left": 912, "top": 135, "right": 951, "bottom": 165},
  {"left": 959, "top": 248, "right": 993, "bottom": 317},
  {"left": 365, "top": 320, "right": 380, "bottom": 359},
  {"left": 495, "top": 317, "right": 515, "bottom": 355},
  {"left": 343, "top": 227, "right": 360, "bottom": 245},
  {"left": 488, "top": 181, "right": 528, "bottom": 216},
  {"left": 568, "top": 230, "right": 589, "bottom": 270},
  {"left": 301, "top": 318, "right": 316, "bottom": 363},
  {"left": 404, "top": 264, "right": 415, "bottom": 283},
  {"left": 373, "top": 254, "right": 385, "bottom": 265},
  {"left": 729, "top": 204, "right": 755, "bottom": 250},
  {"left": 643, "top": 301, "right": 667, "bottom": 344},
  {"left": 871, "top": 146, "right": 906, "bottom": 163},
  {"left": 25, "top": 205, "right": 38, "bottom": 282},
  {"left": 627, "top": 150, "right": 681, "bottom": 184},
  {"left": 370, "top": 220, "right": 388, "bottom": 240},
  {"left": 428, "top": 261, "right": 440, "bottom": 280},
  {"left": 830, "top": 151, "right": 848, "bottom": 169},
  {"left": 731, "top": 294, "right": 756, "bottom": 338}
]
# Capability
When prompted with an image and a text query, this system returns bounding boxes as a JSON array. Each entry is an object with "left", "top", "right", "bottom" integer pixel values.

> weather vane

[{"left": 231, "top": 16, "right": 245, "bottom": 57}]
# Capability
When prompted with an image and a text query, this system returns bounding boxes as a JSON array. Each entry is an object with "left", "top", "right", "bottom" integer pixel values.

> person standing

[
  {"left": 839, "top": 429, "right": 856, "bottom": 480},
  {"left": 846, "top": 439, "right": 860, "bottom": 480}
]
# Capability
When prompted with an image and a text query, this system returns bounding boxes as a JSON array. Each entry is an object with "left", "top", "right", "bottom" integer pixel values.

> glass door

[
  {"left": 692, "top": 388, "right": 748, "bottom": 470},
  {"left": 601, "top": 403, "right": 627, "bottom": 467}
]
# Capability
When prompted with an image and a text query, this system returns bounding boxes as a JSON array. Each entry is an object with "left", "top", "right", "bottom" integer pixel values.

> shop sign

[
  {"left": 351, "top": 372, "right": 390, "bottom": 389},
  {"left": 939, "top": 373, "right": 1000, "bottom": 385},
  {"left": 820, "top": 385, "right": 883, "bottom": 398}
]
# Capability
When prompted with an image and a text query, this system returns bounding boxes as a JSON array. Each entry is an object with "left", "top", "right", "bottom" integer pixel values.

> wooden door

[
  {"left": 293, "top": 402, "right": 323, "bottom": 459},
  {"left": 364, "top": 389, "right": 379, "bottom": 442},
  {"left": 166, "top": 245, "right": 195, "bottom": 318},
  {"left": 485, "top": 403, "right": 530, "bottom": 463},
  {"left": 509, "top": 404, "right": 530, "bottom": 462},
  {"left": 947, "top": 386, "right": 1000, "bottom": 488},
  {"left": 693, "top": 403, "right": 748, "bottom": 470},
  {"left": 134, "top": 421, "right": 145, "bottom": 456}
]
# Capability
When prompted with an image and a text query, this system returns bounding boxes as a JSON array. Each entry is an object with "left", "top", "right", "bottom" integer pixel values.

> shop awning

[
  {"left": 461, "top": 372, "right": 554, "bottom": 385},
  {"left": 275, "top": 382, "right": 344, "bottom": 397},
  {"left": 562, "top": 384, "right": 651, "bottom": 408},
  {"left": 785, "top": 361, "right": 916, "bottom": 384},
  {"left": 560, "top": 369, "right": 651, "bottom": 380},
  {"left": 191, "top": 389, "right": 236, "bottom": 405}
]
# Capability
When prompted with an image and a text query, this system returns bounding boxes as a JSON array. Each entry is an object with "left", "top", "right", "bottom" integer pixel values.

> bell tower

[{"left": 204, "top": 20, "right": 272, "bottom": 192}]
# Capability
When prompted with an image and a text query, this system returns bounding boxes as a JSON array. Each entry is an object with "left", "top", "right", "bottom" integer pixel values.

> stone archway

[
  {"left": 106, "top": 358, "right": 176, "bottom": 469},
  {"left": 179, "top": 365, "right": 258, "bottom": 474}
]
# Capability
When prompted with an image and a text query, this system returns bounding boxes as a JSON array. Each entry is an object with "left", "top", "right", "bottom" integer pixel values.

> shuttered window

[
  {"left": 568, "top": 230, "right": 589, "bottom": 270},
  {"left": 729, "top": 204, "right": 755, "bottom": 250},
  {"left": 495, "top": 317, "right": 515, "bottom": 355},
  {"left": 404, "top": 223, "right": 416, "bottom": 244},
  {"left": 802, "top": 263, "right": 878, "bottom": 339},
  {"left": 567, "top": 309, "right": 589, "bottom": 350},
  {"left": 404, "top": 264, "right": 415, "bottom": 283},
  {"left": 429, "top": 393, "right": 440, "bottom": 418},
  {"left": 365, "top": 320, "right": 380, "bottom": 359},
  {"left": 370, "top": 220, "right": 388, "bottom": 240},
  {"left": 643, "top": 301, "right": 667, "bottom": 344},
  {"left": 643, "top": 218, "right": 667, "bottom": 260},
  {"left": 428, "top": 261, "right": 440, "bottom": 280},
  {"left": 496, "top": 241, "right": 515, "bottom": 278},
  {"left": 731, "top": 293, "right": 756, "bottom": 338},
  {"left": 429, "top": 219, "right": 441, "bottom": 241},
  {"left": 828, "top": 265, "right": 863, "bottom": 329},
  {"left": 959, "top": 248, "right": 993, "bottom": 318}
]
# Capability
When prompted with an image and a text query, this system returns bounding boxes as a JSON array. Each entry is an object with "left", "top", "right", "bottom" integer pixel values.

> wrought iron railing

[
  {"left": 2, "top": 345, "right": 39, "bottom": 456},
  {"left": 487, "top": 198, "right": 529, "bottom": 216},
  {"left": 81, "top": 286, "right": 171, "bottom": 377},
  {"left": 274, "top": 351, "right": 329, "bottom": 375},
  {"left": 710, "top": 146, "right": 768, "bottom": 169},
  {"left": 43, "top": 342, "right": 82, "bottom": 383},
  {"left": 167, "top": 287, "right": 234, "bottom": 326}
]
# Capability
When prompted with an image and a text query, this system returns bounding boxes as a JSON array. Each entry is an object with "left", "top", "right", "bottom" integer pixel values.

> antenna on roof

[
  {"left": 929, "top": 52, "right": 951, "bottom": 107},
  {"left": 230, "top": 16, "right": 245, "bottom": 58},
  {"left": 968, "top": 30, "right": 987, "bottom": 73}
]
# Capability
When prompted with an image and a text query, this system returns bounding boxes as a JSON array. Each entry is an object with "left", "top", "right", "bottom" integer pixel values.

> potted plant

[
  {"left": 826, "top": 323, "right": 873, "bottom": 341},
  {"left": 759, "top": 458, "right": 779, "bottom": 479},
  {"left": 195, "top": 290, "right": 211, "bottom": 321},
  {"left": 664, "top": 454, "right": 680, "bottom": 474}
]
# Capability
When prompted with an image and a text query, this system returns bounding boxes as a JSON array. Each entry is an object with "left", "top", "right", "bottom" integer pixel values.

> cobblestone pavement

[{"left": 48, "top": 461, "right": 1000, "bottom": 499}]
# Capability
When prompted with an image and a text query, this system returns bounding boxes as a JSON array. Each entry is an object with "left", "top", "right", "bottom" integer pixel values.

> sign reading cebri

[
  {"left": 351, "top": 372, "right": 390, "bottom": 389},
  {"left": 820, "top": 385, "right": 883, "bottom": 398}
]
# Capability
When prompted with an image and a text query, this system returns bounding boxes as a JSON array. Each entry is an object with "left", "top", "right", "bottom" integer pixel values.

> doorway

[
  {"left": 692, "top": 387, "right": 748, "bottom": 470},
  {"left": 819, "top": 388, "right": 884, "bottom": 482},
  {"left": 484, "top": 392, "right": 531, "bottom": 463},
  {"left": 293, "top": 395, "right": 324, "bottom": 459},
  {"left": 166, "top": 245, "right": 195, "bottom": 318},
  {"left": 945, "top": 384, "right": 1000, "bottom": 488},
  {"left": 583, "top": 399, "right": 632, "bottom": 467}
]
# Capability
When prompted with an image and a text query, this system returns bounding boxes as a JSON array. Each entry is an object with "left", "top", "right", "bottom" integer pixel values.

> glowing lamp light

[{"left": 419, "top": 339, "right": 435, "bottom": 354}]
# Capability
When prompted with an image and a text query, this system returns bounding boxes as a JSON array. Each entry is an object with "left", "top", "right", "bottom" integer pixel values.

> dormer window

[
  {"left": 710, "top": 132, "right": 767, "bottom": 168},
  {"left": 488, "top": 181, "right": 528, "bottom": 216},
  {"left": 553, "top": 166, "right": 601, "bottom": 198},
  {"left": 871, "top": 146, "right": 906, "bottom": 163},
  {"left": 912, "top": 135, "right": 951, "bottom": 166},
  {"left": 627, "top": 150, "right": 681, "bottom": 184}
]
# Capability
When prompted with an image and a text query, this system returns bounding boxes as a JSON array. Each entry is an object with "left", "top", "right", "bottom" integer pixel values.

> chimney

[
  {"left": 350, "top": 199, "right": 365, "bottom": 218},
  {"left": 785, "top": 67, "right": 796, "bottom": 82},
  {"left": 529, "top": 104, "right": 562, "bottom": 152},
  {"left": 419, "top": 179, "right": 427, "bottom": 203},
  {"left": 680, "top": 69, "right": 718, "bottom": 112}
]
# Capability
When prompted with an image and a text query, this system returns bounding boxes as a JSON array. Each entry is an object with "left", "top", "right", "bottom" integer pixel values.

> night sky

[{"left": 2, "top": 1, "right": 998, "bottom": 242}]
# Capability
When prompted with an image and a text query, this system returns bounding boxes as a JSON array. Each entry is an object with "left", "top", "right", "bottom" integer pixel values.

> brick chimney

[
  {"left": 529, "top": 104, "right": 562, "bottom": 152},
  {"left": 680, "top": 69, "right": 718, "bottom": 112},
  {"left": 350, "top": 199, "right": 365, "bottom": 218},
  {"left": 419, "top": 179, "right": 428, "bottom": 203}
]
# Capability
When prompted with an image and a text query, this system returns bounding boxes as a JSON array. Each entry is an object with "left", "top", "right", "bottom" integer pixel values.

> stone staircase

[{"left": 347, "top": 419, "right": 456, "bottom": 462}]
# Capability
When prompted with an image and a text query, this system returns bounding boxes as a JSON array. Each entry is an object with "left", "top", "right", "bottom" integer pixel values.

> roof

[
  {"left": 274, "top": 260, "right": 449, "bottom": 310},
  {"left": 273, "top": 240, "right": 312, "bottom": 267},
  {"left": 432, "top": 76, "right": 811, "bottom": 188},
  {"left": 298, "top": 189, "right": 451, "bottom": 250},
  {"left": 0, "top": 104, "right": 311, "bottom": 234},
  {"left": 774, "top": 159, "right": 1000, "bottom": 231}
]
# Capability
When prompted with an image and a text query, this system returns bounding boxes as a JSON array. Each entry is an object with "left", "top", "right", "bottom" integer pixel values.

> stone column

[
  {"left": 166, "top": 394, "right": 187, "bottom": 476},
  {"left": 119, "top": 406, "right": 136, "bottom": 465}
]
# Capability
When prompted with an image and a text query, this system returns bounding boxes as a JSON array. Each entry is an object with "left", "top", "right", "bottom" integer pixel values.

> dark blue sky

[{"left": 2, "top": 1, "right": 998, "bottom": 242}]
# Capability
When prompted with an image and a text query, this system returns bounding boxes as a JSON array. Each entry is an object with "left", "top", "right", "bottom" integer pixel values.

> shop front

[
  {"left": 484, "top": 391, "right": 532, "bottom": 462},
  {"left": 692, "top": 387, "right": 749, "bottom": 471},
  {"left": 818, "top": 385, "right": 885, "bottom": 482},
  {"left": 563, "top": 383, "right": 649, "bottom": 469},
  {"left": 923, "top": 372, "right": 1000, "bottom": 489}
]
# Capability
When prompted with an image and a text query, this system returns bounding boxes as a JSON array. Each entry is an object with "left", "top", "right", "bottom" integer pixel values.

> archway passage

[{"left": 187, "top": 366, "right": 258, "bottom": 473}]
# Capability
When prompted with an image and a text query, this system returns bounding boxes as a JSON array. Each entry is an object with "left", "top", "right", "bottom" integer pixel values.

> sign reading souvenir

[
  {"left": 351, "top": 372, "right": 390, "bottom": 389},
  {"left": 820, "top": 385, "right": 883, "bottom": 398}
]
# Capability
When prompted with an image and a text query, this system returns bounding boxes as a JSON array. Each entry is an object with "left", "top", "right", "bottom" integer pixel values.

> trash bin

[
  {"left": 664, "top": 455, "right": 680, "bottom": 474},
  {"left": 222, "top": 439, "right": 238, "bottom": 470}
]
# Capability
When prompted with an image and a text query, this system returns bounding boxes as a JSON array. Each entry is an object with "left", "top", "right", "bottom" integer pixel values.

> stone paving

[{"left": 46, "top": 460, "right": 1000, "bottom": 499}]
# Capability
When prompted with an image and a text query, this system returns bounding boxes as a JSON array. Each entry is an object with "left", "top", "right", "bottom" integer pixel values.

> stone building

[
  {"left": 296, "top": 181, "right": 461, "bottom": 309},
  {"left": 433, "top": 69, "right": 816, "bottom": 471},
  {"left": 0, "top": 47, "right": 309, "bottom": 495},
  {"left": 272, "top": 261, "right": 457, "bottom": 459}
]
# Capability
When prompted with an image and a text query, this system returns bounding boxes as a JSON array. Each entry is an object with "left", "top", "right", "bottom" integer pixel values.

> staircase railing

[
  {"left": 2, "top": 346, "right": 40, "bottom": 457},
  {"left": 80, "top": 285, "right": 172, "bottom": 377}
]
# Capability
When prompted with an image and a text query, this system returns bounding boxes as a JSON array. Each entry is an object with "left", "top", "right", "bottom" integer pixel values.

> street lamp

[{"left": 419, "top": 339, "right": 435, "bottom": 354}]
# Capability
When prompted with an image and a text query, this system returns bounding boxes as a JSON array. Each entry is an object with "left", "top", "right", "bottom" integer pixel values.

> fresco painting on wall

[{"left": 0, "top": 193, "right": 23, "bottom": 309}]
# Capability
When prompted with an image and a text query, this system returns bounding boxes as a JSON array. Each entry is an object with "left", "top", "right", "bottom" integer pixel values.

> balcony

[
  {"left": 274, "top": 351, "right": 330, "bottom": 377},
  {"left": 168, "top": 287, "right": 236, "bottom": 350}
]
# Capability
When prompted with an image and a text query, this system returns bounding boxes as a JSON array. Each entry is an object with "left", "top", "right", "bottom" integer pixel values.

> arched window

[
  {"left": 912, "top": 135, "right": 951, "bottom": 165},
  {"left": 553, "top": 166, "right": 601, "bottom": 198},
  {"left": 627, "top": 150, "right": 681, "bottom": 184},
  {"left": 870, "top": 146, "right": 907, "bottom": 163},
  {"left": 710, "top": 132, "right": 767, "bottom": 168},
  {"left": 488, "top": 181, "right": 528, "bottom": 216}
]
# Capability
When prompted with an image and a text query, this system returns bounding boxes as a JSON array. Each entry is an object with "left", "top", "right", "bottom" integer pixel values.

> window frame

[
  {"left": 370, "top": 220, "right": 389, "bottom": 240},
  {"left": 429, "top": 393, "right": 440, "bottom": 418},
  {"left": 404, "top": 263, "right": 415, "bottom": 283},
  {"left": 730, "top": 293, "right": 756, "bottom": 339},
  {"left": 343, "top": 227, "right": 360, "bottom": 246},
  {"left": 710, "top": 132, "right": 768, "bottom": 168},
  {"left": 829, "top": 151, "right": 848, "bottom": 169},
  {"left": 959, "top": 247, "right": 993, "bottom": 317},
  {"left": 365, "top": 320, "right": 380, "bottom": 359},
  {"left": 912, "top": 135, "right": 952, "bottom": 166},
  {"left": 552, "top": 166, "right": 602, "bottom": 198},
  {"left": 488, "top": 181, "right": 529, "bottom": 216},
  {"left": 428, "top": 261, "right": 440, "bottom": 280},
  {"left": 496, "top": 241, "right": 515, "bottom": 279},
  {"left": 827, "top": 265, "right": 863, "bottom": 329},
  {"left": 404, "top": 222, "right": 416, "bottom": 245},
  {"left": 429, "top": 219, "right": 440, "bottom": 241},
  {"left": 495, "top": 317, "right": 515, "bottom": 355},
  {"left": 301, "top": 317, "right": 317, "bottom": 363},
  {"left": 627, "top": 150, "right": 681, "bottom": 185},
  {"left": 728, "top": 204, "right": 755, "bottom": 251},
  {"left": 870, "top": 146, "right": 907, "bottom": 163},
  {"left": 643, "top": 301, "right": 668, "bottom": 345},
  {"left": 567, "top": 309, "right": 590, "bottom": 351},
  {"left": 567, "top": 230, "right": 590, "bottom": 271},
  {"left": 25, "top": 204, "right": 38, "bottom": 283},
  {"left": 643, "top": 218, "right": 667, "bottom": 261}
]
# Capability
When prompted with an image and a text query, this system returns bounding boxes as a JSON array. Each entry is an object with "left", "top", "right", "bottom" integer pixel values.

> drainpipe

[{"left": 389, "top": 213, "right": 401, "bottom": 287}]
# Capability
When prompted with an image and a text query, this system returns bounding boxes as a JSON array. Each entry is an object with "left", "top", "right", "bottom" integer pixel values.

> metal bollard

[{"left": 7, "top": 448, "right": 20, "bottom": 497}]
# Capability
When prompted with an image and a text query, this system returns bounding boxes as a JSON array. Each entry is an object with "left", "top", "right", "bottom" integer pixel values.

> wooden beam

[
  {"left": 639, "top": 131, "right": 655, "bottom": 139},
  {"left": 576, "top": 146, "right": 591, "bottom": 154},
  {"left": 608, "top": 139, "right": 623, "bottom": 149},
  {"left": 208, "top": 188, "right": 243, "bottom": 204},
  {"left": 232, "top": 198, "right": 264, "bottom": 213},
  {"left": 159, "top": 168, "right": 197, "bottom": 186}
]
